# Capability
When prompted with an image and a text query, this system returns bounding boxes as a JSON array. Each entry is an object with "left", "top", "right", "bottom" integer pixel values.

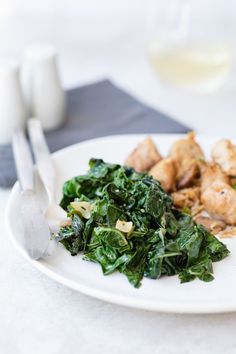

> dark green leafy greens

[{"left": 54, "top": 159, "right": 229, "bottom": 288}]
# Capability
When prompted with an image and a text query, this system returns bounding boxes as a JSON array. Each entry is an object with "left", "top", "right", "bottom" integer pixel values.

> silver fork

[{"left": 12, "top": 130, "right": 51, "bottom": 259}]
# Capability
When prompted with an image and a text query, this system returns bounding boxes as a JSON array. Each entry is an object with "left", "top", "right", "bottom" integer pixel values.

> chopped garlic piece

[
  {"left": 70, "top": 201, "right": 94, "bottom": 219},
  {"left": 116, "top": 219, "right": 133, "bottom": 233}
]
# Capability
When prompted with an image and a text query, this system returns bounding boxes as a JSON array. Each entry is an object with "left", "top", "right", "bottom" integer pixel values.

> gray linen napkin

[{"left": 0, "top": 79, "right": 190, "bottom": 188}]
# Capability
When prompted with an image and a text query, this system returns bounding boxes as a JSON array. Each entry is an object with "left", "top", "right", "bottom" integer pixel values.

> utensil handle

[
  {"left": 27, "top": 118, "right": 55, "bottom": 200},
  {"left": 12, "top": 130, "right": 34, "bottom": 191}
]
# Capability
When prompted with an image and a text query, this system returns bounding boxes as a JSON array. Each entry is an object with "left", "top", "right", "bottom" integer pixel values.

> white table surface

[{"left": 2, "top": 3, "right": 236, "bottom": 353}]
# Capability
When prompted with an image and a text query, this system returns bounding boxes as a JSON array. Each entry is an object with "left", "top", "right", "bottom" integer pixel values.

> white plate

[{"left": 6, "top": 134, "right": 236, "bottom": 314}]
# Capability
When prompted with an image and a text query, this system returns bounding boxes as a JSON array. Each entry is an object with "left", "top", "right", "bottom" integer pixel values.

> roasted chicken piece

[
  {"left": 194, "top": 215, "right": 226, "bottom": 235},
  {"left": 218, "top": 226, "right": 236, "bottom": 239},
  {"left": 201, "top": 181, "right": 236, "bottom": 225},
  {"left": 149, "top": 157, "right": 176, "bottom": 192},
  {"left": 200, "top": 162, "right": 229, "bottom": 191},
  {"left": 172, "top": 187, "right": 201, "bottom": 209},
  {"left": 177, "top": 163, "right": 199, "bottom": 190},
  {"left": 124, "top": 137, "right": 162, "bottom": 172},
  {"left": 169, "top": 132, "right": 204, "bottom": 189},
  {"left": 200, "top": 162, "right": 236, "bottom": 226},
  {"left": 212, "top": 139, "right": 236, "bottom": 176}
]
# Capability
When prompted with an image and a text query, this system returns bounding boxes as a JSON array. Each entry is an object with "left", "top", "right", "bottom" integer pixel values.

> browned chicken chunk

[
  {"left": 149, "top": 157, "right": 176, "bottom": 192},
  {"left": 201, "top": 181, "right": 236, "bottom": 225},
  {"left": 194, "top": 215, "right": 226, "bottom": 235},
  {"left": 169, "top": 132, "right": 205, "bottom": 189},
  {"left": 172, "top": 187, "right": 201, "bottom": 209},
  {"left": 212, "top": 139, "right": 236, "bottom": 176},
  {"left": 177, "top": 162, "right": 199, "bottom": 189},
  {"left": 218, "top": 227, "right": 236, "bottom": 239},
  {"left": 200, "top": 162, "right": 229, "bottom": 191},
  {"left": 124, "top": 137, "right": 161, "bottom": 172}
]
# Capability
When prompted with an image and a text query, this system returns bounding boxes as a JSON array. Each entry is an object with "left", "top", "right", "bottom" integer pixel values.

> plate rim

[{"left": 6, "top": 133, "right": 235, "bottom": 314}]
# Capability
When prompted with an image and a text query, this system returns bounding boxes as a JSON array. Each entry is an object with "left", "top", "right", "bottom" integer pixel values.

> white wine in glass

[{"left": 147, "top": 0, "right": 234, "bottom": 92}]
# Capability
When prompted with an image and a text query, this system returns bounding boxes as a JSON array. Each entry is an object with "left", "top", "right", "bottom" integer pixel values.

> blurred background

[{"left": 0, "top": 0, "right": 235, "bottom": 135}]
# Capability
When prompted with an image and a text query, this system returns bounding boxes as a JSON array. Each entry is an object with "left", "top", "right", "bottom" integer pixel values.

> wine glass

[{"left": 147, "top": 0, "right": 234, "bottom": 92}]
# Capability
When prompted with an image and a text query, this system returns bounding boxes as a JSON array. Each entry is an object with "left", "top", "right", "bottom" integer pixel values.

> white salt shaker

[
  {"left": 0, "top": 58, "right": 26, "bottom": 144},
  {"left": 21, "top": 44, "right": 65, "bottom": 130}
]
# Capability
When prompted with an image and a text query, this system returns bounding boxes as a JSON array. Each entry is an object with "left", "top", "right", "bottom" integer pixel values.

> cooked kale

[{"left": 54, "top": 158, "right": 229, "bottom": 288}]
